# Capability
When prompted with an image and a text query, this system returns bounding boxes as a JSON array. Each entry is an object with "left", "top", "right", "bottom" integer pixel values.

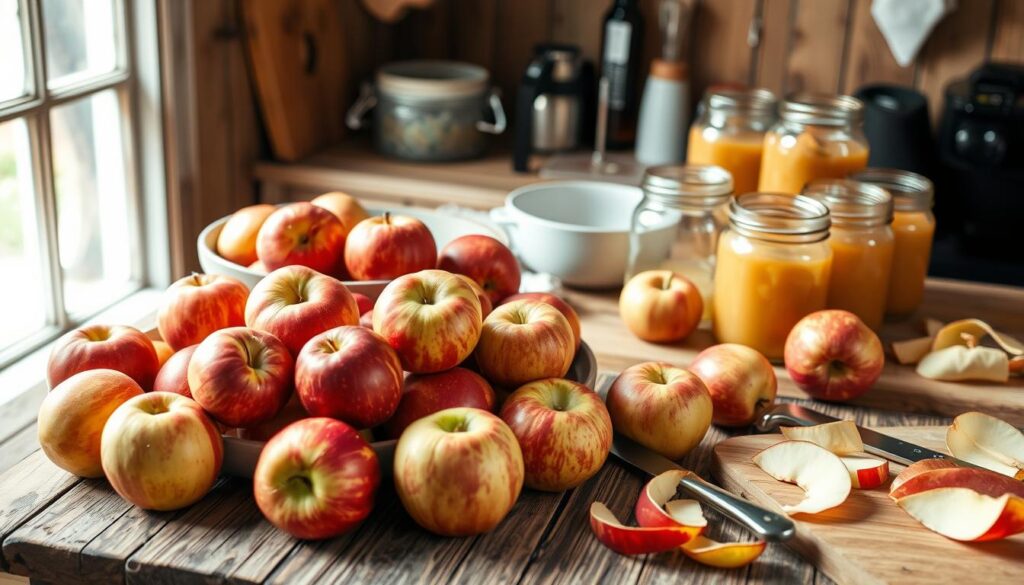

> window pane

[
  {"left": 0, "top": 0, "right": 28, "bottom": 101},
  {"left": 43, "top": 0, "right": 117, "bottom": 88},
  {"left": 51, "top": 89, "right": 134, "bottom": 317},
  {"left": 0, "top": 118, "right": 48, "bottom": 352}
]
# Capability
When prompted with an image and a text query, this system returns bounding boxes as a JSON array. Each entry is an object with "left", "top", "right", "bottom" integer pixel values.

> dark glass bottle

[{"left": 600, "top": 0, "right": 644, "bottom": 150}]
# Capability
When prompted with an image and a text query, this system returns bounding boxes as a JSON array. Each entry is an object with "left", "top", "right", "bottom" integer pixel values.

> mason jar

[
  {"left": 802, "top": 179, "right": 894, "bottom": 330},
  {"left": 758, "top": 93, "right": 869, "bottom": 194},
  {"left": 687, "top": 88, "right": 777, "bottom": 195},
  {"left": 712, "top": 194, "right": 833, "bottom": 359},
  {"left": 626, "top": 165, "right": 733, "bottom": 320}
]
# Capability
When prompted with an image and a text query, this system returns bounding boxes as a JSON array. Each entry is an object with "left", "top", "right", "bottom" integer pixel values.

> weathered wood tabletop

[{"left": 2, "top": 278, "right": 1014, "bottom": 585}]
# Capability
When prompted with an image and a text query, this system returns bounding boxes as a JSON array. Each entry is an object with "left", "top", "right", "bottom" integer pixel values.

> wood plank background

[{"left": 170, "top": 0, "right": 1024, "bottom": 275}]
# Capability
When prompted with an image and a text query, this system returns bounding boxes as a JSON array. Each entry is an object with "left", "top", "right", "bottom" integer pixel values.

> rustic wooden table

[{"left": 2, "top": 279, "right": 1012, "bottom": 585}]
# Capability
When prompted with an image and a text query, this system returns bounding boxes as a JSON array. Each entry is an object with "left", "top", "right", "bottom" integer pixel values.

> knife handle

[{"left": 679, "top": 473, "right": 795, "bottom": 542}]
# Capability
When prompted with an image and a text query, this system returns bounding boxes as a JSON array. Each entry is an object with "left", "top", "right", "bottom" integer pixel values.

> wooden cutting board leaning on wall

[{"left": 241, "top": 0, "right": 348, "bottom": 161}]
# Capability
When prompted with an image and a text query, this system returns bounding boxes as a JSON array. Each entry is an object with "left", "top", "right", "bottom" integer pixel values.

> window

[{"left": 0, "top": 0, "right": 155, "bottom": 370}]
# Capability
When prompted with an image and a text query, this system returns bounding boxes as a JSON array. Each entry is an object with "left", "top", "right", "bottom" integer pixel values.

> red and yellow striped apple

[
  {"left": 216, "top": 203, "right": 276, "bottom": 266},
  {"left": 437, "top": 234, "right": 520, "bottom": 304},
  {"left": 784, "top": 309, "right": 884, "bottom": 401},
  {"left": 152, "top": 344, "right": 198, "bottom": 398},
  {"left": 47, "top": 324, "right": 160, "bottom": 390},
  {"left": 500, "top": 292, "right": 581, "bottom": 349},
  {"left": 157, "top": 273, "right": 249, "bottom": 350},
  {"left": 188, "top": 327, "right": 294, "bottom": 427},
  {"left": 295, "top": 326, "right": 403, "bottom": 429},
  {"left": 499, "top": 378, "right": 611, "bottom": 491},
  {"left": 245, "top": 265, "right": 360, "bottom": 356},
  {"left": 456, "top": 274, "right": 493, "bottom": 318},
  {"left": 344, "top": 212, "right": 436, "bottom": 281},
  {"left": 394, "top": 407, "right": 523, "bottom": 536},
  {"left": 100, "top": 392, "right": 223, "bottom": 511},
  {"left": 474, "top": 300, "right": 575, "bottom": 388},
  {"left": 380, "top": 367, "right": 495, "bottom": 439},
  {"left": 689, "top": 343, "right": 777, "bottom": 427},
  {"left": 37, "top": 369, "right": 144, "bottom": 477},
  {"left": 373, "top": 269, "right": 482, "bottom": 373},
  {"left": 256, "top": 202, "right": 346, "bottom": 273},
  {"left": 619, "top": 270, "right": 702, "bottom": 342},
  {"left": 254, "top": 417, "right": 380, "bottom": 540}
]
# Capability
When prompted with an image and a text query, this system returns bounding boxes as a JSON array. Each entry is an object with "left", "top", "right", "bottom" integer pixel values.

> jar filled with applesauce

[
  {"left": 848, "top": 168, "right": 936, "bottom": 318},
  {"left": 801, "top": 179, "right": 894, "bottom": 331},
  {"left": 758, "top": 94, "right": 869, "bottom": 194},
  {"left": 626, "top": 164, "right": 734, "bottom": 321},
  {"left": 687, "top": 88, "right": 777, "bottom": 195},
  {"left": 712, "top": 194, "right": 832, "bottom": 359}
]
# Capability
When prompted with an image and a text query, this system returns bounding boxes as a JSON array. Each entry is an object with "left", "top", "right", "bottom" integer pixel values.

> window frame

[{"left": 0, "top": 0, "right": 169, "bottom": 372}]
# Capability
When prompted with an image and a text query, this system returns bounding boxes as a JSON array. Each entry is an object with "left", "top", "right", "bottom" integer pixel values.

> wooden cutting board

[
  {"left": 712, "top": 427, "right": 1024, "bottom": 585},
  {"left": 242, "top": 0, "right": 348, "bottom": 161}
]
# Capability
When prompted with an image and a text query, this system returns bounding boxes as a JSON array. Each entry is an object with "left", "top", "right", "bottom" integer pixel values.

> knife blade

[
  {"left": 755, "top": 403, "right": 978, "bottom": 468},
  {"left": 610, "top": 434, "right": 796, "bottom": 541}
]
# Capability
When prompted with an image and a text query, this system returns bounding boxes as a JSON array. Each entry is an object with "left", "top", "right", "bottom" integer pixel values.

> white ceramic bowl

[
  {"left": 198, "top": 206, "right": 508, "bottom": 293},
  {"left": 492, "top": 181, "right": 676, "bottom": 288}
]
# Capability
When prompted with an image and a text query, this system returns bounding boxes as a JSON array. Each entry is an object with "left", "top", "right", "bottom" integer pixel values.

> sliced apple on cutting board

[
  {"left": 946, "top": 411, "right": 1024, "bottom": 479},
  {"left": 840, "top": 454, "right": 889, "bottom": 489},
  {"left": 896, "top": 487, "right": 1024, "bottom": 542},
  {"left": 780, "top": 420, "right": 864, "bottom": 454},
  {"left": 752, "top": 440, "right": 852, "bottom": 515}
]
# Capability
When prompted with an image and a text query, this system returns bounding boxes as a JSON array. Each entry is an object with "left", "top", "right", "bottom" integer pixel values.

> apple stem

[
  {"left": 960, "top": 332, "right": 979, "bottom": 349},
  {"left": 383, "top": 211, "right": 391, "bottom": 225},
  {"left": 190, "top": 272, "right": 202, "bottom": 286},
  {"left": 662, "top": 272, "right": 674, "bottom": 291}
]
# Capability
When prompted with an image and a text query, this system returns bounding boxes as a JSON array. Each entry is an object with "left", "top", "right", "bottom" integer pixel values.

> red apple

[
  {"left": 607, "top": 362, "right": 713, "bottom": 459},
  {"left": 254, "top": 417, "right": 380, "bottom": 540},
  {"left": 501, "top": 292, "right": 581, "bottom": 349},
  {"left": 37, "top": 369, "right": 144, "bottom": 477},
  {"left": 216, "top": 203, "right": 276, "bottom": 266},
  {"left": 152, "top": 344, "right": 198, "bottom": 398},
  {"left": 457, "top": 274, "right": 493, "bottom": 318},
  {"left": 352, "top": 292, "right": 374, "bottom": 316},
  {"left": 311, "top": 191, "right": 370, "bottom": 235},
  {"left": 157, "top": 273, "right": 249, "bottom": 350},
  {"left": 372, "top": 269, "right": 482, "bottom": 373},
  {"left": 474, "top": 300, "right": 575, "bottom": 388},
  {"left": 500, "top": 378, "right": 612, "bottom": 491},
  {"left": 256, "top": 202, "right": 346, "bottom": 274},
  {"left": 47, "top": 324, "right": 160, "bottom": 390},
  {"left": 245, "top": 265, "right": 360, "bottom": 355},
  {"left": 380, "top": 367, "right": 496, "bottom": 439},
  {"left": 689, "top": 344, "right": 777, "bottom": 427},
  {"left": 295, "top": 326, "right": 403, "bottom": 428},
  {"left": 344, "top": 212, "right": 436, "bottom": 281},
  {"left": 152, "top": 340, "right": 174, "bottom": 367},
  {"left": 437, "top": 235, "right": 520, "bottom": 304},
  {"left": 619, "top": 270, "right": 702, "bottom": 342},
  {"left": 784, "top": 310, "right": 884, "bottom": 401},
  {"left": 101, "top": 392, "right": 223, "bottom": 511},
  {"left": 394, "top": 407, "right": 524, "bottom": 536},
  {"left": 188, "top": 327, "right": 294, "bottom": 427}
]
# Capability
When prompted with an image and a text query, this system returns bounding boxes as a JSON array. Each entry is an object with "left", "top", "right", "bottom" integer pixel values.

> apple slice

[
  {"left": 889, "top": 466, "right": 1024, "bottom": 501},
  {"left": 931, "top": 319, "right": 1024, "bottom": 355},
  {"left": 779, "top": 420, "right": 863, "bottom": 455},
  {"left": 589, "top": 502, "right": 700, "bottom": 555},
  {"left": 840, "top": 454, "right": 889, "bottom": 489},
  {"left": 634, "top": 470, "right": 708, "bottom": 530},
  {"left": 752, "top": 440, "right": 852, "bottom": 515},
  {"left": 681, "top": 535, "right": 767, "bottom": 569},
  {"left": 892, "top": 336, "right": 934, "bottom": 365},
  {"left": 946, "top": 412, "right": 1024, "bottom": 479},
  {"left": 889, "top": 459, "right": 959, "bottom": 495},
  {"left": 896, "top": 487, "right": 1024, "bottom": 541}
]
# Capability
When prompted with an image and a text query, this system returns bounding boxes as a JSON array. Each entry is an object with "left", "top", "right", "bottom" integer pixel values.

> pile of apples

[{"left": 37, "top": 193, "right": 627, "bottom": 543}]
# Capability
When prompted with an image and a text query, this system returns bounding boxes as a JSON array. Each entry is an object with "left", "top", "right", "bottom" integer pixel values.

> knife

[
  {"left": 755, "top": 403, "right": 978, "bottom": 468},
  {"left": 610, "top": 434, "right": 796, "bottom": 541}
]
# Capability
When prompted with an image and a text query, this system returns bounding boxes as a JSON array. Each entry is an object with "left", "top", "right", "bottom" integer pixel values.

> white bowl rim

[{"left": 505, "top": 180, "right": 643, "bottom": 235}]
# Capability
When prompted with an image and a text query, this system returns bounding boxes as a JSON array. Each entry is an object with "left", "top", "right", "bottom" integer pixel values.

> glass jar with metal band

[
  {"left": 802, "top": 179, "right": 894, "bottom": 330},
  {"left": 626, "top": 164, "right": 733, "bottom": 321},
  {"left": 848, "top": 168, "right": 936, "bottom": 318},
  {"left": 758, "top": 93, "right": 869, "bottom": 194},
  {"left": 687, "top": 88, "right": 777, "bottom": 195},
  {"left": 712, "top": 193, "right": 832, "bottom": 359}
]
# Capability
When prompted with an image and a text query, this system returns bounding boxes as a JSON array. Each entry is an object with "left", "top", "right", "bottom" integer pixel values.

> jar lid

[
  {"left": 802, "top": 179, "right": 893, "bottom": 228},
  {"left": 377, "top": 60, "right": 489, "bottom": 101},
  {"left": 728, "top": 193, "right": 831, "bottom": 242},
  {"left": 706, "top": 88, "right": 777, "bottom": 115},
  {"left": 780, "top": 93, "right": 864, "bottom": 126},
  {"left": 642, "top": 164, "right": 734, "bottom": 208},
  {"left": 848, "top": 168, "right": 934, "bottom": 212}
]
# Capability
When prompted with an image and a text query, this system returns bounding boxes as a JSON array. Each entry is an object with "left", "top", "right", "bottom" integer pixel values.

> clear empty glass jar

[
  {"left": 802, "top": 179, "right": 894, "bottom": 330},
  {"left": 626, "top": 164, "right": 734, "bottom": 320},
  {"left": 712, "top": 194, "right": 833, "bottom": 359},
  {"left": 687, "top": 88, "right": 777, "bottom": 195}
]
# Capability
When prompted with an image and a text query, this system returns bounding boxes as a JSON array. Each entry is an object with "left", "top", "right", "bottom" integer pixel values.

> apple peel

[
  {"left": 892, "top": 336, "right": 933, "bottom": 365},
  {"left": 889, "top": 459, "right": 958, "bottom": 495},
  {"left": 840, "top": 454, "right": 889, "bottom": 489},
  {"left": 681, "top": 535, "right": 767, "bottom": 569},
  {"left": 889, "top": 466, "right": 1024, "bottom": 501},
  {"left": 931, "top": 319, "right": 1024, "bottom": 355},
  {"left": 634, "top": 470, "right": 708, "bottom": 529},
  {"left": 589, "top": 502, "right": 699, "bottom": 555},
  {"left": 779, "top": 420, "right": 864, "bottom": 455},
  {"left": 896, "top": 487, "right": 1024, "bottom": 541},
  {"left": 917, "top": 346, "right": 1009, "bottom": 382},
  {"left": 946, "top": 412, "right": 1024, "bottom": 479},
  {"left": 752, "top": 440, "right": 852, "bottom": 515}
]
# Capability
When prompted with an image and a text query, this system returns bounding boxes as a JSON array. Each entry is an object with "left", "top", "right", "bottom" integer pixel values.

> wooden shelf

[{"left": 252, "top": 138, "right": 542, "bottom": 211}]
